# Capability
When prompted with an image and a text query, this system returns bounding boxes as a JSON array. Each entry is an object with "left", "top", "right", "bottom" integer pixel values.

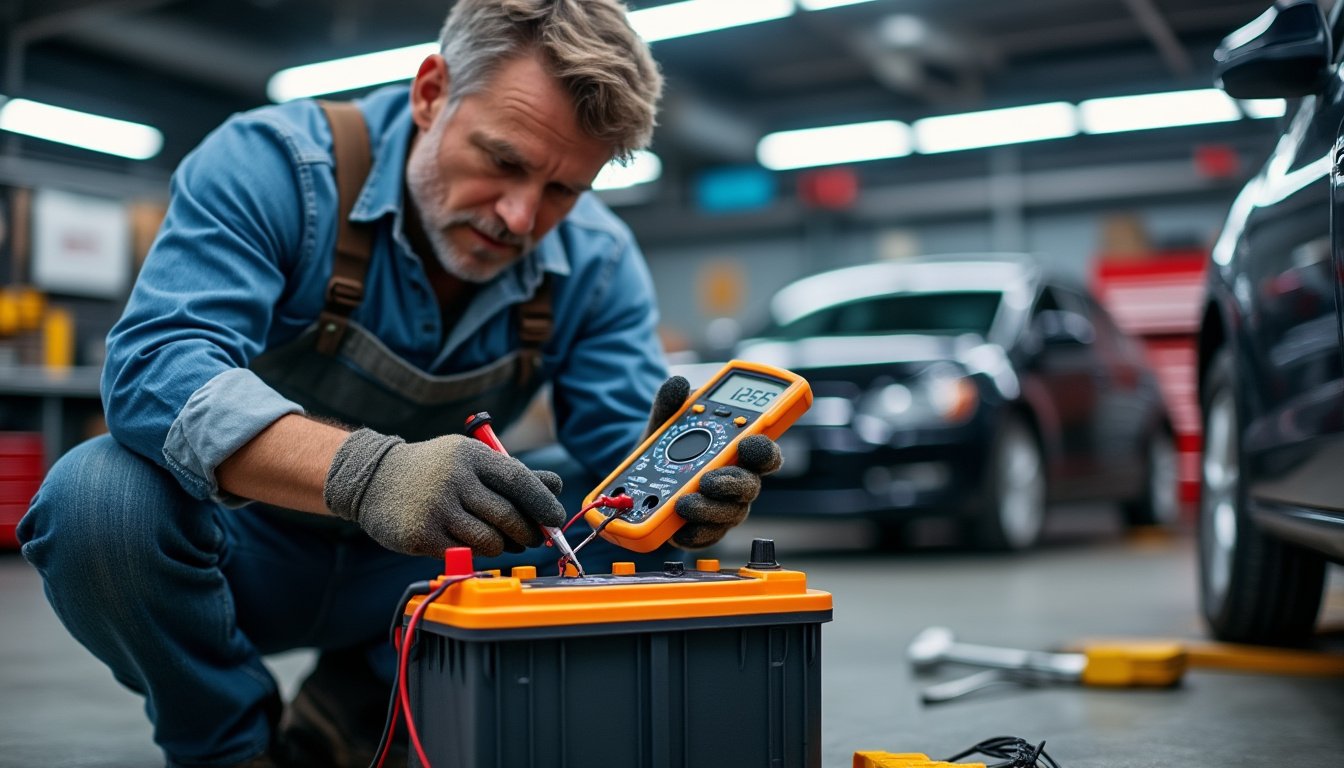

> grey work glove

[
  {"left": 323, "top": 428, "right": 566, "bottom": 557},
  {"left": 643, "top": 376, "right": 784, "bottom": 549}
]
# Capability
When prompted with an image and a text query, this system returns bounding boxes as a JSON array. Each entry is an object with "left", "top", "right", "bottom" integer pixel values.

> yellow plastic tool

[
  {"left": 908, "top": 627, "right": 1185, "bottom": 703},
  {"left": 1076, "top": 642, "right": 1186, "bottom": 686},
  {"left": 583, "top": 359, "right": 812, "bottom": 552},
  {"left": 1067, "top": 638, "right": 1344, "bottom": 677},
  {"left": 853, "top": 752, "right": 986, "bottom": 768}
]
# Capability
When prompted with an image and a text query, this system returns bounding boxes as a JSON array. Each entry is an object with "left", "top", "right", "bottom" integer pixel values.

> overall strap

[
  {"left": 315, "top": 101, "right": 374, "bottom": 356},
  {"left": 515, "top": 274, "right": 553, "bottom": 385}
]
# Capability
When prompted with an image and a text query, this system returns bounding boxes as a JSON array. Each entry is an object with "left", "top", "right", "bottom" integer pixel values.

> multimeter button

[
  {"left": 666, "top": 428, "right": 713, "bottom": 462},
  {"left": 663, "top": 561, "right": 686, "bottom": 576},
  {"left": 510, "top": 565, "right": 536, "bottom": 580},
  {"left": 695, "top": 559, "right": 720, "bottom": 572},
  {"left": 713, "top": 407, "right": 732, "bottom": 417},
  {"left": 733, "top": 416, "right": 748, "bottom": 427},
  {"left": 692, "top": 404, "right": 706, "bottom": 413},
  {"left": 612, "top": 562, "right": 636, "bottom": 575}
]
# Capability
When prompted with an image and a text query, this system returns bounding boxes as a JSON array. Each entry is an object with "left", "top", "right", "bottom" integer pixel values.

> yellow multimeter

[{"left": 583, "top": 360, "right": 813, "bottom": 553}]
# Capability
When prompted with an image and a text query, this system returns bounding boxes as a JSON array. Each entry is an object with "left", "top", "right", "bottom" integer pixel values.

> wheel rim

[
  {"left": 1201, "top": 388, "right": 1239, "bottom": 613},
  {"left": 1148, "top": 432, "right": 1180, "bottom": 526},
  {"left": 998, "top": 425, "right": 1045, "bottom": 548}
]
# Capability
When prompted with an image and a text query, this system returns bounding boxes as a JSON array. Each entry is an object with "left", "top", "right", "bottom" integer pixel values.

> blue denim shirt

[{"left": 103, "top": 86, "right": 667, "bottom": 502}]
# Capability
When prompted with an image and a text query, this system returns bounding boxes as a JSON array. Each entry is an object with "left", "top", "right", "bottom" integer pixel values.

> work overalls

[{"left": 18, "top": 102, "right": 666, "bottom": 767}]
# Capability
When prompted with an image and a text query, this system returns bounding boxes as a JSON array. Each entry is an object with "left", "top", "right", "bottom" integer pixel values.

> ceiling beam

[
  {"left": 62, "top": 15, "right": 277, "bottom": 96},
  {"left": 1121, "top": 0, "right": 1192, "bottom": 76},
  {"left": 661, "top": 89, "right": 762, "bottom": 162},
  {"left": 616, "top": 156, "right": 1243, "bottom": 248},
  {"left": 0, "top": 154, "right": 168, "bottom": 199},
  {"left": 13, "top": 0, "right": 178, "bottom": 44}
]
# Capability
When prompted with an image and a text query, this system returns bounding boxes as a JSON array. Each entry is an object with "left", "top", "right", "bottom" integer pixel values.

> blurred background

[
  {"left": 5, "top": 3, "right": 1344, "bottom": 766},
  {"left": 0, "top": 0, "right": 1290, "bottom": 536}
]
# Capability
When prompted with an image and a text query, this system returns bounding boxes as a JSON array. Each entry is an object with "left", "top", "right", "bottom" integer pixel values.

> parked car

[
  {"left": 732, "top": 255, "right": 1177, "bottom": 551},
  {"left": 1198, "top": 0, "right": 1344, "bottom": 645}
]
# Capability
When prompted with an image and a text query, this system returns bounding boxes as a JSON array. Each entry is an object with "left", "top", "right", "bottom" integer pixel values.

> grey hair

[{"left": 438, "top": 0, "right": 663, "bottom": 162}]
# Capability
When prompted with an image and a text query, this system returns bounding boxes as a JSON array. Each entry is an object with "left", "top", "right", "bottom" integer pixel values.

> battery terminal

[{"left": 555, "top": 493, "right": 634, "bottom": 577}]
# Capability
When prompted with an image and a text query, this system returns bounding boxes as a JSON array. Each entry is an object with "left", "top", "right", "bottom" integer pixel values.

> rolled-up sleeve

[
  {"left": 102, "top": 116, "right": 311, "bottom": 501},
  {"left": 550, "top": 222, "right": 667, "bottom": 477}
]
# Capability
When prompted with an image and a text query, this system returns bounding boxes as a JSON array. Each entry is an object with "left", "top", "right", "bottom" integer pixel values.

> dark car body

[
  {"left": 1198, "top": 0, "right": 1344, "bottom": 644},
  {"left": 732, "top": 256, "right": 1175, "bottom": 550}
]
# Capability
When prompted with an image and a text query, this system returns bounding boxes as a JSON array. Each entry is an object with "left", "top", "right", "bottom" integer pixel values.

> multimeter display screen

[{"left": 707, "top": 373, "right": 786, "bottom": 413}]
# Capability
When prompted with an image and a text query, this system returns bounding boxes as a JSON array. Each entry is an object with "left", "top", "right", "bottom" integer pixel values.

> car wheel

[
  {"left": 1123, "top": 427, "right": 1180, "bottom": 528},
  {"left": 1198, "top": 350, "right": 1326, "bottom": 645},
  {"left": 974, "top": 412, "right": 1046, "bottom": 551}
]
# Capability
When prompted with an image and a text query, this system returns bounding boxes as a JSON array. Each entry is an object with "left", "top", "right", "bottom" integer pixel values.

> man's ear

[{"left": 409, "top": 54, "right": 450, "bottom": 132}]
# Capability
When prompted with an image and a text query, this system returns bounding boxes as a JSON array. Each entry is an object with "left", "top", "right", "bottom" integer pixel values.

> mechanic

[{"left": 17, "top": 1, "right": 780, "bottom": 766}]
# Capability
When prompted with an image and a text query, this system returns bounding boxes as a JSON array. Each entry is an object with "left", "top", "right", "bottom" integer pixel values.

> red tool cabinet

[
  {"left": 1091, "top": 250, "right": 1207, "bottom": 517},
  {"left": 0, "top": 432, "right": 44, "bottom": 548}
]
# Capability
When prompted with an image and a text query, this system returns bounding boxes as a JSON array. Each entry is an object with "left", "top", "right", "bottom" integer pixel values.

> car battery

[{"left": 405, "top": 539, "right": 832, "bottom": 768}]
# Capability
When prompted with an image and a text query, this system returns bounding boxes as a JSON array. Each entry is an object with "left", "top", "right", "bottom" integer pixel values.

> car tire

[
  {"left": 1198, "top": 350, "right": 1326, "bottom": 645},
  {"left": 973, "top": 412, "right": 1046, "bottom": 551},
  {"left": 1122, "top": 427, "right": 1180, "bottom": 528}
]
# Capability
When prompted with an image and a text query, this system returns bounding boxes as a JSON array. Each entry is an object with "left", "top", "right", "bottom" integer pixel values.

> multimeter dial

[
  {"left": 653, "top": 418, "right": 729, "bottom": 473},
  {"left": 609, "top": 414, "right": 739, "bottom": 523}
]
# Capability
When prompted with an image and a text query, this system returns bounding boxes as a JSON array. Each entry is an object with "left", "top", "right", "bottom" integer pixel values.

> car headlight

[
  {"left": 923, "top": 369, "right": 979, "bottom": 423},
  {"left": 857, "top": 367, "right": 979, "bottom": 436}
]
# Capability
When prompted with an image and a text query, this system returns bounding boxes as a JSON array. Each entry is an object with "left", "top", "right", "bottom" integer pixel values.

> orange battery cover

[
  {"left": 583, "top": 360, "right": 812, "bottom": 552},
  {"left": 411, "top": 562, "right": 833, "bottom": 633}
]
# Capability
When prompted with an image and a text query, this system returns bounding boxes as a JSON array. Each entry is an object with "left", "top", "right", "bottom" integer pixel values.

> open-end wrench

[
  {"left": 907, "top": 626, "right": 1086, "bottom": 680},
  {"left": 907, "top": 626, "right": 1184, "bottom": 704}
]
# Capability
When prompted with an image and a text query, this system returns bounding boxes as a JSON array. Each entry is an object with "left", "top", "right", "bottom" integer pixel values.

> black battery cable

[
  {"left": 368, "top": 573, "right": 478, "bottom": 768},
  {"left": 942, "top": 735, "right": 1061, "bottom": 767}
]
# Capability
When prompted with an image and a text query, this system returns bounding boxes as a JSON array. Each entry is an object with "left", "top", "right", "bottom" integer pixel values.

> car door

[
  {"left": 1071, "top": 290, "right": 1153, "bottom": 497},
  {"left": 1236, "top": 55, "right": 1344, "bottom": 520},
  {"left": 1022, "top": 286, "right": 1101, "bottom": 499}
]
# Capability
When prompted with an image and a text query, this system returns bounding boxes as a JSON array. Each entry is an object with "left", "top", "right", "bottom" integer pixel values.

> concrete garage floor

[{"left": 2, "top": 506, "right": 1342, "bottom": 768}]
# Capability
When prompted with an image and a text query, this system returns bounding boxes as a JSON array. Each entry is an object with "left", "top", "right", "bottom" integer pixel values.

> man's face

[{"left": 406, "top": 54, "right": 613, "bottom": 283}]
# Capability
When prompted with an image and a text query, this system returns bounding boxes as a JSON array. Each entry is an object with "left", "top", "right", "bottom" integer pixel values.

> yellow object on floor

[
  {"left": 1069, "top": 639, "right": 1344, "bottom": 677},
  {"left": 852, "top": 752, "right": 985, "bottom": 768},
  {"left": 1077, "top": 642, "right": 1186, "bottom": 686}
]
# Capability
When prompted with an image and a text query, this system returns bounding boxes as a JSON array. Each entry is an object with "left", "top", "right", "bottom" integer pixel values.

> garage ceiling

[{"left": 0, "top": 0, "right": 1304, "bottom": 237}]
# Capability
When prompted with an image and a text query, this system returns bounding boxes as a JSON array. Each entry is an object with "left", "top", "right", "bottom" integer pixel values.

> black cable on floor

[{"left": 942, "top": 735, "right": 1061, "bottom": 768}]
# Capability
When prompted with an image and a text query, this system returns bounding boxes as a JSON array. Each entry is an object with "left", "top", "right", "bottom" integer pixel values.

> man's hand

[
  {"left": 323, "top": 429, "right": 566, "bottom": 557},
  {"left": 643, "top": 376, "right": 784, "bottom": 549}
]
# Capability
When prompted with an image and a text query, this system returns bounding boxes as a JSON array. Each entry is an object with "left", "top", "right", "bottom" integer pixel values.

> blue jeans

[{"left": 18, "top": 435, "right": 671, "bottom": 767}]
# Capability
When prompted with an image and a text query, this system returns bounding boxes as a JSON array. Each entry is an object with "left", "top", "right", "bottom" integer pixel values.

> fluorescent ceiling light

[
  {"left": 757, "top": 120, "right": 911, "bottom": 170},
  {"left": 629, "top": 0, "right": 793, "bottom": 43},
  {"left": 269, "top": 0, "right": 801, "bottom": 102},
  {"left": 268, "top": 42, "right": 437, "bottom": 102},
  {"left": 1240, "top": 99, "right": 1287, "bottom": 119},
  {"left": 1079, "top": 89, "right": 1241, "bottom": 134},
  {"left": 797, "top": 0, "right": 881, "bottom": 9},
  {"left": 914, "top": 102, "right": 1077, "bottom": 153},
  {"left": 594, "top": 150, "right": 662, "bottom": 190},
  {"left": 0, "top": 98, "right": 163, "bottom": 160}
]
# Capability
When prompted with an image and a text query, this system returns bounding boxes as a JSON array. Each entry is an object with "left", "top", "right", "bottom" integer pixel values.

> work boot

[{"left": 280, "top": 647, "right": 405, "bottom": 768}]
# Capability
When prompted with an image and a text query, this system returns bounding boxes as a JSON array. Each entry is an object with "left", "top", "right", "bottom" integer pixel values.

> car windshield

[{"left": 767, "top": 291, "right": 1002, "bottom": 339}]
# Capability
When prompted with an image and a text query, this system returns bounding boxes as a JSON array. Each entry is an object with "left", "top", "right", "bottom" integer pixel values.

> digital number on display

[{"left": 707, "top": 374, "right": 785, "bottom": 413}]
